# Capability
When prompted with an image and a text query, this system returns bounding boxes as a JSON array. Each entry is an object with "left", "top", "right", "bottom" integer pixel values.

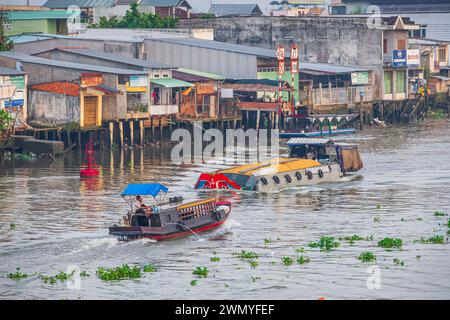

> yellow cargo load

[{"left": 218, "top": 158, "right": 322, "bottom": 176}]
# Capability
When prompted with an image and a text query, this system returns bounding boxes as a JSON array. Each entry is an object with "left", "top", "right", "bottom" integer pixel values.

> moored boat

[
  {"left": 109, "top": 184, "right": 231, "bottom": 241},
  {"left": 194, "top": 138, "right": 363, "bottom": 192}
]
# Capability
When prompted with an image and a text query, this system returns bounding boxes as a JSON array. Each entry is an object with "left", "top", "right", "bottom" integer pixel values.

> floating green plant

[
  {"left": 233, "top": 250, "right": 258, "bottom": 260},
  {"left": 210, "top": 257, "right": 220, "bottom": 262},
  {"left": 249, "top": 260, "right": 258, "bottom": 268},
  {"left": 41, "top": 270, "right": 76, "bottom": 285},
  {"left": 190, "top": 280, "right": 198, "bottom": 286},
  {"left": 96, "top": 264, "right": 141, "bottom": 281},
  {"left": 378, "top": 237, "right": 402, "bottom": 248},
  {"left": 373, "top": 216, "right": 381, "bottom": 223},
  {"left": 308, "top": 236, "right": 340, "bottom": 252},
  {"left": 393, "top": 258, "right": 405, "bottom": 266},
  {"left": 80, "top": 271, "right": 90, "bottom": 277},
  {"left": 9, "top": 223, "right": 16, "bottom": 230},
  {"left": 295, "top": 247, "right": 305, "bottom": 253},
  {"left": 281, "top": 257, "right": 294, "bottom": 266},
  {"left": 376, "top": 204, "right": 381, "bottom": 209},
  {"left": 434, "top": 211, "right": 447, "bottom": 217},
  {"left": 143, "top": 264, "right": 156, "bottom": 272},
  {"left": 340, "top": 235, "right": 373, "bottom": 244},
  {"left": 264, "top": 239, "right": 272, "bottom": 245},
  {"left": 447, "top": 219, "right": 450, "bottom": 228},
  {"left": 192, "top": 267, "right": 209, "bottom": 278},
  {"left": 7, "top": 267, "right": 30, "bottom": 280},
  {"left": 415, "top": 235, "right": 444, "bottom": 244},
  {"left": 358, "top": 252, "right": 377, "bottom": 262},
  {"left": 251, "top": 276, "right": 261, "bottom": 282},
  {"left": 296, "top": 256, "right": 310, "bottom": 265},
  {"left": 416, "top": 217, "right": 423, "bottom": 221}
]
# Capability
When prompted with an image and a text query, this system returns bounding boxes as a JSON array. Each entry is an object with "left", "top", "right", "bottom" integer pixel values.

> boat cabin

[{"left": 287, "top": 138, "right": 363, "bottom": 173}]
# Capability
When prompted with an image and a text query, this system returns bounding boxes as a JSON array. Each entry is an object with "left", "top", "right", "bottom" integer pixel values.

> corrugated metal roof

[
  {"left": 7, "top": 34, "right": 56, "bottom": 44},
  {"left": 56, "top": 48, "right": 174, "bottom": 69},
  {"left": 209, "top": 4, "right": 262, "bottom": 17},
  {"left": 150, "top": 38, "right": 280, "bottom": 59},
  {"left": 43, "top": 0, "right": 116, "bottom": 9},
  {"left": 0, "top": 51, "right": 148, "bottom": 75},
  {"left": 287, "top": 138, "right": 333, "bottom": 145},
  {"left": 7, "top": 10, "right": 74, "bottom": 20},
  {"left": 300, "top": 62, "right": 370, "bottom": 74},
  {"left": 150, "top": 78, "right": 194, "bottom": 88},
  {"left": 141, "top": 0, "right": 192, "bottom": 9},
  {"left": 0, "top": 66, "right": 25, "bottom": 75},
  {"left": 176, "top": 68, "right": 224, "bottom": 80}
]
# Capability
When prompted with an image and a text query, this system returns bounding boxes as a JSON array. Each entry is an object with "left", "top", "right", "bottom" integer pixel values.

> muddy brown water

[{"left": 0, "top": 119, "right": 449, "bottom": 299}]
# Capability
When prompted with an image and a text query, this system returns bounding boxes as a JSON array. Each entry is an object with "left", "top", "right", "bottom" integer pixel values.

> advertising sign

[
  {"left": 81, "top": 73, "right": 103, "bottom": 87},
  {"left": 290, "top": 44, "right": 299, "bottom": 74},
  {"left": 220, "top": 88, "right": 234, "bottom": 99},
  {"left": 407, "top": 49, "right": 420, "bottom": 67},
  {"left": 351, "top": 72, "right": 369, "bottom": 85},
  {"left": 393, "top": 50, "right": 407, "bottom": 67},
  {"left": 277, "top": 45, "right": 286, "bottom": 76},
  {"left": 129, "top": 75, "right": 148, "bottom": 88}
]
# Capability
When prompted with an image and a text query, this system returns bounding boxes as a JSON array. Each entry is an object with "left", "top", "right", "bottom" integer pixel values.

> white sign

[
  {"left": 221, "top": 88, "right": 234, "bottom": 99},
  {"left": 407, "top": 49, "right": 420, "bottom": 67},
  {"left": 129, "top": 75, "right": 148, "bottom": 88}
]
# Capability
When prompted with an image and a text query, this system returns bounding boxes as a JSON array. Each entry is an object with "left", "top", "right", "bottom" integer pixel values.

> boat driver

[{"left": 135, "top": 195, "right": 153, "bottom": 216}]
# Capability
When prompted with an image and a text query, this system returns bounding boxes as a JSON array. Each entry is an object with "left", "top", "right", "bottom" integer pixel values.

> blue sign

[
  {"left": 4, "top": 99, "right": 24, "bottom": 107},
  {"left": 393, "top": 50, "right": 407, "bottom": 67}
]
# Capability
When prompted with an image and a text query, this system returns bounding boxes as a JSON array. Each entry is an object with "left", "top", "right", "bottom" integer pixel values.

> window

[
  {"left": 439, "top": 47, "right": 447, "bottom": 63},
  {"left": 396, "top": 71, "right": 406, "bottom": 94},
  {"left": 397, "top": 39, "right": 406, "bottom": 50},
  {"left": 384, "top": 71, "right": 392, "bottom": 95},
  {"left": 383, "top": 39, "right": 388, "bottom": 54}
]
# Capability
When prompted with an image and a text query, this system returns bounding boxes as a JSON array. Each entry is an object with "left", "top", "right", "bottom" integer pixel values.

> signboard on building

[
  {"left": 407, "top": 49, "right": 420, "bottom": 67},
  {"left": 196, "top": 82, "right": 215, "bottom": 95},
  {"left": 220, "top": 88, "right": 234, "bottom": 99},
  {"left": 290, "top": 44, "right": 299, "bottom": 74},
  {"left": 81, "top": 73, "right": 103, "bottom": 87},
  {"left": 0, "top": 75, "right": 25, "bottom": 107},
  {"left": 277, "top": 45, "right": 286, "bottom": 76},
  {"left": 351, "top": 72, "right": 369, "bottom": 85},
  {"left": 393, "top": 50, "right": 407, "bottom": 67},
  {"left": 126, "top": 75, "right": 148, "bottom": 93}
]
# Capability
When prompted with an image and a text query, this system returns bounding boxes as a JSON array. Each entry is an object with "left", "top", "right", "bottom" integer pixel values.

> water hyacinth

[
  {"left": 378, "top": 237, "right": 403, "bottom": 248},
  {"left": 96, "top": 264, "right": 141, "bottom": 281},
  {"left": 308, "top": 236, "right": 340, "bottom": 252},
  {"left": 7, "top": 268, "right": 30, "bottom": 280},
  {"left": 192, "top": 267, "right": 209, "bottom": 278},
  {"left": 358, "top": 252, "right": 376, "bottom": 262}
]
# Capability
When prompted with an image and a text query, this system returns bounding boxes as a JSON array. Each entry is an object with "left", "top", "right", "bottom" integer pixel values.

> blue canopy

[{"left": 121, "top": 184, "right": 169, "bottom": 197}]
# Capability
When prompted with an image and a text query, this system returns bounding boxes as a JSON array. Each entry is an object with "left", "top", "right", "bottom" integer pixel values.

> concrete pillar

[
  {"left": 256, "top": 110, "right": 261, "bottom": 131},
  {"left": 159, "top": 117, "right": 163, "bottom": 141}
]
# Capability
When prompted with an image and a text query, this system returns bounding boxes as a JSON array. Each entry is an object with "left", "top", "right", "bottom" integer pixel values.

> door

[{"left": 83, "top": 96, "right": 98, "bottom": 127}]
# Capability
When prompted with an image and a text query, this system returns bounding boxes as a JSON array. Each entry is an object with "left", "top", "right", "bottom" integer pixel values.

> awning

[
  {"left": 150, "top": 78, "right": 194, "bottom": 88},
  {"left": 121, "top": 184, "right": 169, "bottom": 197},
  {"left": 287, "top": 138, "right": 333, "bottom": 146}
]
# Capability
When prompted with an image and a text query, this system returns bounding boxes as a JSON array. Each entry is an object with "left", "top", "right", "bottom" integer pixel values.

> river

[{"left": 0, "top": 119, "right": 449, "bottom": 300}]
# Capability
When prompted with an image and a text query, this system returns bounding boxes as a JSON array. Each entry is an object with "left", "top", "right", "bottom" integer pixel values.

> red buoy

[{"left": 80, "top": 140, "right": 99, "bottom": 178}]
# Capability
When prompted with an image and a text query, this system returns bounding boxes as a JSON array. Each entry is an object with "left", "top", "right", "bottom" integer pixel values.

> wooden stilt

[
  {"left": 139, "top": 120, "right": 144, "bottom": 146},
  {"left": 129, "top": 120, "right": 134, "bottom": 146},
  {"left": 151, "top": 117, "right": 155, "bottom": 142},
  {"left": 159, "top": 117, "right": 163, "bottom": 141},
  {"left": 109, "top": 121, "right": 114, "bottom": 147},
  {"left": 256, "top": 110, "right": 261, "bottom": 131},
  {"left": 119, "top": 121, "right": 124, "bottom": 147}
]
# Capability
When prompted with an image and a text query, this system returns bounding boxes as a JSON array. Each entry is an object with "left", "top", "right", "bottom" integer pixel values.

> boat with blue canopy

[{"left": 109, "top": 183, "right": 231, "bottom": 241}]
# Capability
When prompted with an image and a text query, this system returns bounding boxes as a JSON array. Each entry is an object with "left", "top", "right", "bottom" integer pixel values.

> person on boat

[{"left": 135, "top": 196, "right": 152, "bottom": 216}]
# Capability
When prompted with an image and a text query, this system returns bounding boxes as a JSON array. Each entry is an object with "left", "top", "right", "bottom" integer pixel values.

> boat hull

[{"left": 109, "top": 206, "right": 231, "bottom": 241}]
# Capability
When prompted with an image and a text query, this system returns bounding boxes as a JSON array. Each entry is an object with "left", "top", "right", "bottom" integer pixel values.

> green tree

[{"left": 91, "top": 2, "right": 178, "bottom": 29}]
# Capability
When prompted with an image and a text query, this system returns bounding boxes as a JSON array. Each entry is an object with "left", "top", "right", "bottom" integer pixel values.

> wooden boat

[
  {"left": 109, "top": 184, "right": 231, "bottom": 241},
  {"left": 194, "top": 138, "right": 363, "bottom": 192}
]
